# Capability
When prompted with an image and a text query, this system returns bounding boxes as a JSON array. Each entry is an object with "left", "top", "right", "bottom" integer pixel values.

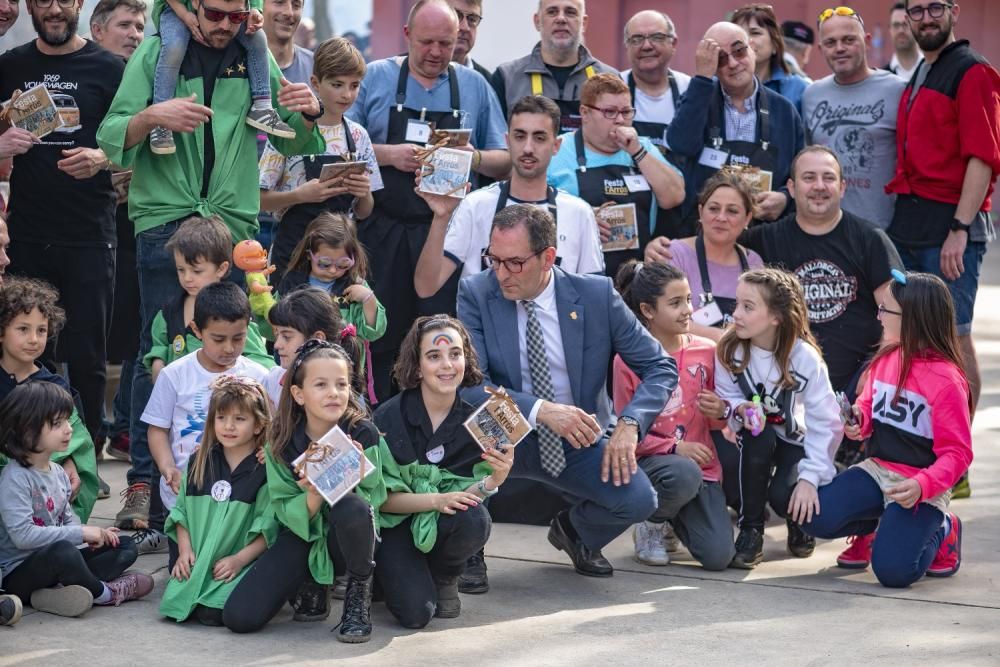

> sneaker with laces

[
  {"left": 245, "top": 108, "right": 296, "bottom": 139},
  {"left": 632, "top": 521, "right": 670, "bottom": 566},
  {"left": 663, "top": 521, "right": 681, "bottom": 553},
  {"left": 730, "top": 526, "right": 764, "bottom": 569},
  {"left": 150, "top": 126, "right": 176, "bottom": 155},
  {"left": 458, "top": 550, "right": 489, "bottom": 594},
  {"left": 837, "top": 533, "right": 874, "bottom": 569},
  {"left": 115, "top": 482, "right": 151, "bottom": 530},
  {"left": 30, "top": 585, "right": 93, "bottom": 617},
  {"left": 0, "top": 594, "right": 22, "bottom": 626},
  {"left": 106, "top": 433, "right": 131, "bottom": 463},
  {"left": 134, "top": 528, "right": 168, "bottom": 555},
  {"left": 99, "top": 572, "right": 154, "bottom": 606},
  {"left": 926, "top": 513, "right": 962, "bottom": 577}
]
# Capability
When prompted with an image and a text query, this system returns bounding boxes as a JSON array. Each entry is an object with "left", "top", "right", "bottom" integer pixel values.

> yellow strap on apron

[
  {"left": 585, "top": 66, "right": 595, "bottom": 78},
  {"left": 531, "top": 72, "right": 543, "bottom": 95}
]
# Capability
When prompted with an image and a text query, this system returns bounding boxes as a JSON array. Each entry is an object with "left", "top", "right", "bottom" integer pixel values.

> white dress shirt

[{"left": 517, "top": 271, "right": 573, "bottom": 424}]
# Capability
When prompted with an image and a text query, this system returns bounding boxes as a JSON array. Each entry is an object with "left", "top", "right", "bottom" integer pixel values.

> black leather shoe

[
  {"left": 291, "top": 580, "right": 330, "bottom": 622},
  {"left": 786, "top": 518, "right": 816, "bottom": 558},
  {"left": 547, "top": 511, "right": 613, "bottom": 577},
  {"left": 730, "top": 526, "right": 764, "bottom": 569},
  {"left": 458, "top": 549, "right": 489, "bottom": 594}
]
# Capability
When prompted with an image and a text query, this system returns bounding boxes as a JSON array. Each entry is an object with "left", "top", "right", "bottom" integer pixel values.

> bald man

[{"left": 347, "top": 0, "right": 509, "bottom": 399}]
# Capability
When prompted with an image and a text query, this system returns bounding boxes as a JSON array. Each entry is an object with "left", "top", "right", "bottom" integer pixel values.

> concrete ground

[{"left": 3, "top": 262, "right": 998, "bottom": 666}]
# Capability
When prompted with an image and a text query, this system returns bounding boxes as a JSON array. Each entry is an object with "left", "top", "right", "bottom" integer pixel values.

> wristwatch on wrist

[
  {"left": 619, "top": 415, "right": 640, "bottom": 430},
  {"left": 476, "top": 476, "right": 499, "bottom": 497},
  {"left": 302, "top": 101, "right": 325, "bottom": 122},
  {"left": 950, "top": 218, "right": 972, "bottom": 234}
]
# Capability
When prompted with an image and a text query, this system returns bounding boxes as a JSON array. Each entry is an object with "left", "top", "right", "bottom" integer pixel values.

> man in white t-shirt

[
  {"left": 620, "top": 10, "right": 691, "bottom": 155},
  {"left": 414, "top": 94, "right": 604, "bottom": 299}
]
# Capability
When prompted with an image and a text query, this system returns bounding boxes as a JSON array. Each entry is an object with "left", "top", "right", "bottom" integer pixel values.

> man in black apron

[
  {"left": 546, "top": 74, "right": 684, "bottom": 281},
  {"left": 346, "top": 0, "right": 510, "bottom": 400}
]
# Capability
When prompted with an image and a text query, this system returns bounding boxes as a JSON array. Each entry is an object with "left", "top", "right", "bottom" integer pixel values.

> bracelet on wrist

[
  {"left": 631, "top": 147, "right": 648, "bottom": 163},
  {"left": 476, "top": 475, "right": 499, "bottom": 497},
  {"left": 471, "top": 149, "right": 482, "bottom": 171}
]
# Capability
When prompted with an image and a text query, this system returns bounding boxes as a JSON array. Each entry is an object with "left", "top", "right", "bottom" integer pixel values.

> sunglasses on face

[
  {"left": 906, "top": 3, "right": 953, "bottom": 20},
  {"left": 718, "top": 42, "right": 749, "bottom": 68},
  {"left": 308, "top": 251, "right": 355, "bottom": 271},
  {"left": 818, "top": 5, "right": 864, "bottom": 27},
  {"left": 199, "top": 3, "right": 249, "bottom": 23}
]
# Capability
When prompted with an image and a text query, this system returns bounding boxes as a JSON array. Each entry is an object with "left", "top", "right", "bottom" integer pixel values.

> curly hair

[
  {"left": 0, "top": 276, "right": 66, "bottom": 338},
  {"left": 392, "top": 315, "right": 484, "bottom": 390}
]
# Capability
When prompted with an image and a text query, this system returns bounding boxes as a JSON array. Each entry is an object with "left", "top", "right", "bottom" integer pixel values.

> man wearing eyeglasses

[
  {"left": 802, "top": 6, "right": 905, "bottom": 231},
  {"left": 457, "top": 203, "right": 675, "bottom": 578},
  {"left": 654, "top": 21, "right": 804, "bottom": 239},
  {"left": 447, "top": 0, "right": 490, "bottom": 81},
  {"left": 491, "top": 0, "right": 617, "bottom": 135},
  {"left": 883, "top": 2, "right": 922, "bottom": 80},
  {"left": 885, "top": 0, "right": 1000, "bottom": 426},
  {"left": 546, "top": 73, "right": 684, "bottom": 280},
  {"left": 0, "top": 0, "right": 127, "bottom": 451}
]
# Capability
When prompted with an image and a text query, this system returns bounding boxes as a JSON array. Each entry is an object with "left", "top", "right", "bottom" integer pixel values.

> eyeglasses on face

[
  {"left": 718, "top": 42, "right": 750, "bottom": 68},
  {"left": 453, "top": 8, "right": 481, "bottom": 28},
  {"left": 31, "top": 0, "right": 77, "bottom": 9},
  {"left": 308, "top": 251, "right": 355, "bottom": 271},
  {"left": 482, "top": 248, "right": 545, "bottom": 273},
  {"left": 877, "top": 303, "right": 902, "bottom": 317},
  {"left": 906, "top": 2, "right": 953, "bottom": 20},
  {"left": 625, "top": 32, "right": 675, "bottom": 47},
  {"left": 199, "top": 3, "right": 249, "bottom": 23},
  {"left": 582, "top": 104, "right": 636, "bottom": 121},
  {"left": 818, "top": 6, "right": 864, "bottom": 27}
]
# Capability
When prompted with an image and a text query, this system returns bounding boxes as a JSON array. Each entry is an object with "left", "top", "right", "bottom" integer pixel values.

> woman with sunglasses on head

[
  {"left": 372, "top": 316, "right": 513, "bottom": 628},
  {"left": 731, "top": 4, "right": 809, "bottom": 113}
]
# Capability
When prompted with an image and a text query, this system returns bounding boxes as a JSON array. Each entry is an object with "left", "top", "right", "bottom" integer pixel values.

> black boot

[
  {"left": 335, "top": 568, "right": 373, "bottom": 643},
  {"left": 457, "top": 549, "right": 489, "bottom": 594},
  {"left": 786, "top": 518, "right": 816, "bottom": 558},
  {"left": 730, "top": 526, "right": 764, "bottom": 569},
  {"left": 433, "top": 574, "right": 461, "bottom": 619},
  {"left": 292, "top": 580, "right": 330, "bottom": 622}
]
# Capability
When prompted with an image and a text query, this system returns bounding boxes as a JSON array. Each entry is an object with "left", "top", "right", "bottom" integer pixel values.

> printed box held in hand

[
  {"left": 292, "top": 425, "right": 374, "bottom": 506},
  {"left": 463, "top": 386, "right": 533, "bottom": 452}
]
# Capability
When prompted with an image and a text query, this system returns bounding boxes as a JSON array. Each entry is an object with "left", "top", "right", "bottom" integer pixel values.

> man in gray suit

[{"left": 458, "top": 204, "right": 676, "bottom": 577}]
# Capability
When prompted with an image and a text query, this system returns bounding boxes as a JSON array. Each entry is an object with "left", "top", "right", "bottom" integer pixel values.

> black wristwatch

[
  {"left": 302, "top": 101, "right": 325, "bottom": 122},
  {"left": 950, "top": 218, "right": 972, "bottom": 234}
]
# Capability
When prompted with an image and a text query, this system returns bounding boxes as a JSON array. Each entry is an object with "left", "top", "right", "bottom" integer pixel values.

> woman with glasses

[
  {"left": 546, "top": 73, "right": 685, "bottom": 280},
  {"left": 732, "top": 3, "right": 809, "bottom": 113},
  {"left": 372, "top": 315, "right": 513, "bottom": 627}
]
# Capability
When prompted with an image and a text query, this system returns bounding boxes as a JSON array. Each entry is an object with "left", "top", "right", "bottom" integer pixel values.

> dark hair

[
  {"left": 717, "top": 268, "right": 820, "bottom": 389},
  {"left": 873, "top": 272, "right": 971, "bottom": 411},
  {"left": 697, "top": 167, "right": 760, "bottom": 218},
  {"left": 490, "top": 204, "right": 556, "bottom": 254},
  {"left": 393, "top": 315, "right": 485, "bottom": 390},
  {"left": 268, "top": 287, "right": 366, "bottom": 396},
  {"left": 0, "top": 276, "right": 66, "bottom": 341},
  {"left": 614, "top": 261, "right": 687, "bottom": 326},
  {"left": 287, "top": 213, "right": 368, "bottom": 285},
  {"left": 165, "top": 216, "right": 233, "bottom": 270},
  {"left": 193, "top": 281, "right": 251, "bottom": 330},
  {"left": 892, "top": 1, "right": 906, "bottom": 12},
  {"left": 789, "top": 145, "right": 843, "bottom": 181},
  {"left": 0, "top": 382, "right": 75, "bottom": 467},
  {"left": 90, "top": 0, "right": 146, "bottom": 28},
  {"left": 732, "top": 3, "right": 790, "bottom": 75},
  {"left": 189, "top": 377, "right": 271, "bottom": 488},
  {"left": 509, "top": 95, "right": 562, "bottom": 137},
  {"left": 269, "top": 341, "right": 367, "bottom": 462}
]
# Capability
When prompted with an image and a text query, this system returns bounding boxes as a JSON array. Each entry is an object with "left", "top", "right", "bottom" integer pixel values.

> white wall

[{"left": 470, "top": 0, "right": 540, "bottom": 71}]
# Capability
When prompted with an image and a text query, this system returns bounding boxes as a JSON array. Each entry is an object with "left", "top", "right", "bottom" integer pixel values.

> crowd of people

[{"left": 0, "top": 0, "right": 995, "bottom": 640}]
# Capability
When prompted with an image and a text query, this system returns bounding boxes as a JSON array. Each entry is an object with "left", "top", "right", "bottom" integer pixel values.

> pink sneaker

[
  {"left": 99, "top": 572, "right": 155, "bottom": 606},
  {"left": 926, "top": 513, "right": 962, "bottom": 577},
  {"left": 836, "top": 533, "right": 874, "bottom": 569}
]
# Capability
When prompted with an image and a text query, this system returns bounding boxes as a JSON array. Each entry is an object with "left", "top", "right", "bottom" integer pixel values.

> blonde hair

[{"left": 313, "top": 37, "right": 366, "bottom": 81}]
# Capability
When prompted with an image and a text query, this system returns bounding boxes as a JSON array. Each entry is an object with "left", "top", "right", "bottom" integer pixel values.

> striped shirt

[{"left": 722, "top": 78, "right": 759, "bottom": 142}]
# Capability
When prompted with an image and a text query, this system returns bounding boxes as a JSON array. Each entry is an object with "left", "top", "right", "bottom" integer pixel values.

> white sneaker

[
  {"left": 663, "top": 522, "right": 681, "bottom": 553},
  {"left": 632, "top": 521, "right": 670, "bottom": 566},
  {"left": 134, "top": 528, "right": 168, "bottom": 555}
]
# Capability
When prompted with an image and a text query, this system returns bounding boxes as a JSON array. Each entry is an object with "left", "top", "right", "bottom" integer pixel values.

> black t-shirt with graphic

[
  {"left": 740, "top": 210, "right": 903, "bottom": 391},
  {"left": 0, "top": 40, "right": 125, "bottom": 246}
]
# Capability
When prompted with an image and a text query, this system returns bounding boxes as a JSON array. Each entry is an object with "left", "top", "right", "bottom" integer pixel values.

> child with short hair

[
  {"left": 147, "top": 216, "right": 274, "bottom": 381},
  {"left": 0, "top": 277, "right": 99, "bottom": 522},
  {"left": 259, "top": 37, "right": 382, "bottom": 279},
  {"left": 149, "top": 0, "right": 294, "bottom": 155},
  {"left": 715, "top": 268, "right": 842, "bottom": 569},
  {"left": 142, "top": 281, "right": 271, "bottom": 558},
  {"left": 0, "top": 382, "right": 153, "bottom": 617},
  {"left": 160, "top": 375, "right": 277, "bottom": 624}
]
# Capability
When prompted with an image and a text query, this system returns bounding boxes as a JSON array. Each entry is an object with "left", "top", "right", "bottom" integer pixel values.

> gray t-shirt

[
  {"left": 802, "top": 70, "right": 906, "bottom": 229},
  {"left": 281, "top": 45, "right": 315, "bottom": 85},
  {"left": 0, "top": 461, "right": 82, "bottom": 578}
]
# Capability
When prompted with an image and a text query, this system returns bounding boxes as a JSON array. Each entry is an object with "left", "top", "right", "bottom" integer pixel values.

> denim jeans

[
  {"left": 110, "top": 357, "right": 135, "bottom": 437},
  {"left": 895, "top": 240, "right": 987, "bottom": 336},
  {"left": 154, "top": 6, "right": 270, "bottom": 104}
]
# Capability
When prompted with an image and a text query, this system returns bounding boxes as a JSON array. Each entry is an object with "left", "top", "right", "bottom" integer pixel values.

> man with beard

[
  {"left": 884, "top": 2, "right": 922, "bottom": 80},
  {"left": 885, "top": 0, "right": 1000, "bottom": 430},
  {"left": 448, "top": 0, "right": 491, "bottom": 80},
  {"left": 492, "top": 0, "right": 617, "bottom": 134},
  {"left": 0, "top": 0, "right": 19, "bottom": 37},
  {"left": 0, "top": 0, "right": 125, "bottom": 448},
  {"left": 802, "top": 8, "right": 905, "bottom": 230}
]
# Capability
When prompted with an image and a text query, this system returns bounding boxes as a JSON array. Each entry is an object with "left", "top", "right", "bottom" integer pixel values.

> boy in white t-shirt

[{"left": 142, "top": 282, "right": 269, "bottom": 564}]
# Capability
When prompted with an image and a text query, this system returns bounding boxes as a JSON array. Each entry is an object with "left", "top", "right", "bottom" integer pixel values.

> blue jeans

[
  {"left": 154, "top": 6, "right": 270, "bottom": 104},
  {"left": 110, "top": 357, "right": 135, "bottom": 437},
  {"left": 895, "top": 241, "right": 987, "bottom": 336},
  {"left": 127, "top": 221, "right": 184, "bottom": 484},
  {"left": 510, "top": 434, "right": 657, "bottom": 551},
  {"left": 802, "top": 467, "right": 946, "bottom": 588}
]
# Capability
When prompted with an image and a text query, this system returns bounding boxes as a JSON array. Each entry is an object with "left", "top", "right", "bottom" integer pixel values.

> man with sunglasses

[
  {"left": 0, "top": 0, "right": 126, "bottom": 451},
  {"left": 885, "top": 0, "right": 999, "bottom": 427},
  {"left": 655, "top": 21, "right": 804, "bottom": 238},
  {"left": 802, "top": 6, "right": 905, "bottom": 231},
  {"left": 457, "top": 203, "right": 675, "bottom": 578}
]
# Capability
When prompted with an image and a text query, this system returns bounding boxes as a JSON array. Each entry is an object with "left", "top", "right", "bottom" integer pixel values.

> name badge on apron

[
  {"left": 692, "top": 301, "right": 725, "bottom": 327},
  {"left": 426, "top": 444, "right": 445, "bottom": 463},
  {"left": 405, "top": 119, "right": 432, "bottom": 144},
  {"left": 624, "top": 173, "right": 650, "bottom": 192},
  {"left": 698, "top": 147, "right": 729, "bottom": 169}
]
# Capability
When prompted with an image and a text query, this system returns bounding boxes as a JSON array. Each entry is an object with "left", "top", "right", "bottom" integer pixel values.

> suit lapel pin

[{"left": 569, "top": 311, "right": 578, "bottom": 320}]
